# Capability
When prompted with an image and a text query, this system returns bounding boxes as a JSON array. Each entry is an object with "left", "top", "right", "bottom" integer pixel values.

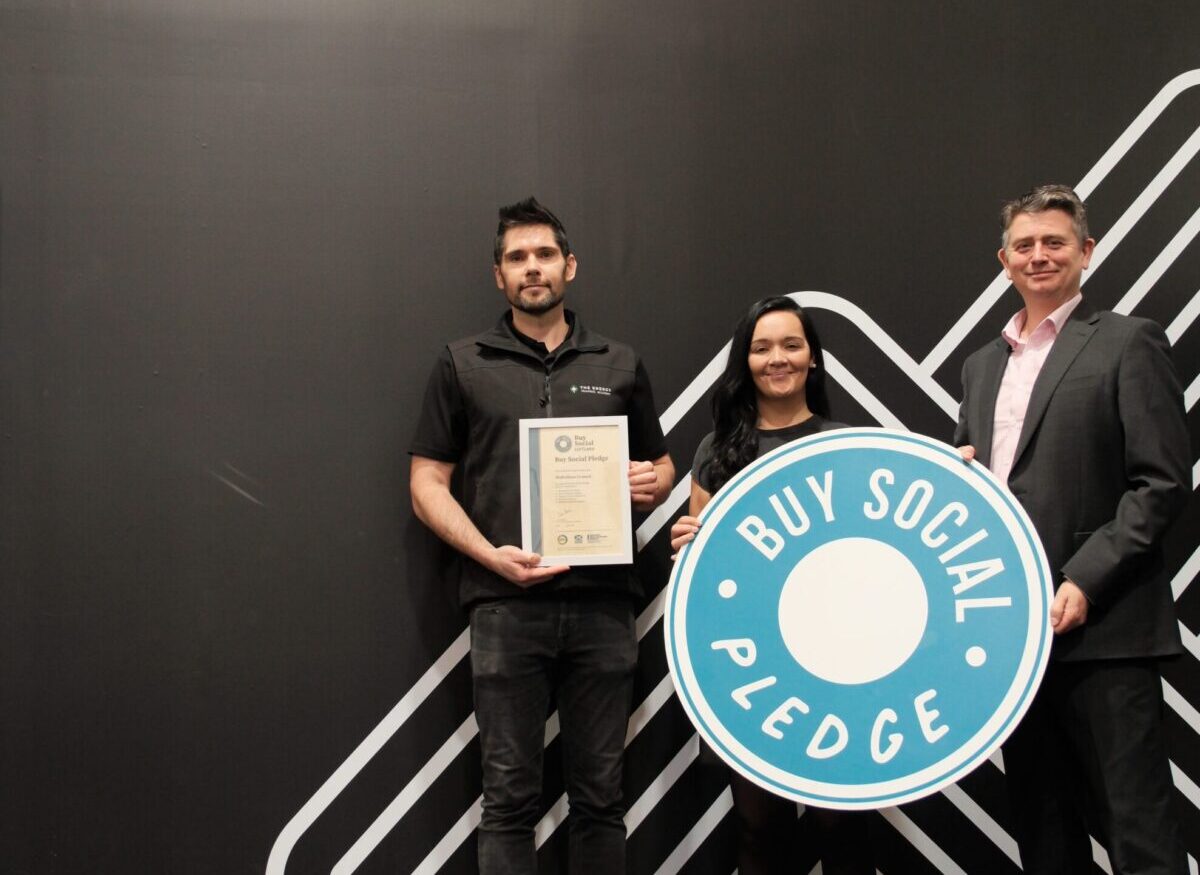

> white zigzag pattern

[{"left": 268, "top": 68, "right": 1200, "bottom": 874}]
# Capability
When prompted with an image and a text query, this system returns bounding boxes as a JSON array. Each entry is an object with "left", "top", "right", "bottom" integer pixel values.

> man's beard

[{"left": 511, "top": 285, "right": 564, "bottom": 315}]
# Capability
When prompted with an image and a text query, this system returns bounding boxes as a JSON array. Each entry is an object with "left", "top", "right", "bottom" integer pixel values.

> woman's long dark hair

[{"left": 703, "top": 296, "right": 830, "bottom": 492}]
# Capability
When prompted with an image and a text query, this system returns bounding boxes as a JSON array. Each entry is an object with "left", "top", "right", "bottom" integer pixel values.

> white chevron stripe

[
  {"left": 1179, "top": 621, "right": 1200, "bottom": 661},
  {"left": 794, "top": 292, "right": 956, "bottom": 420},
  {"left": 332, "top": 713, "right": 479, "bottom": 874},
  {"left": 628, "top": 673, "right": 679, "bottom": 743},
  {"left": 638, "top": 476, "right": 694, "bottom": 551},
  {"left": 637, "top": 585, "right": 669, "bottom": 641},
  {"left": 1113, "top": 206, "right": 1200, "bottom": 315},
  {"left": 266, "top": 627, "right": 470, "bottom": 874},
  {"left": 879, "top": 807, "right": 968, "bottom": 875},
  {"left": 940, "top": 782, "right": 1020, "bottom": 866},
  {"left": 659, "top": 340, "right": 731, "bottom": 436},
  {"left": 1165, "top": 680, "right": 1200, "bottom": 736},
  {"left": 535, "top": 795, "right": 569, "bottom": 848},
  {"left": 626, "top": 735, "right": 701, "bottom": 834},
  {"left": 1076, "top": 70, "right": 1200, "bottom": 197},
  {"left": 1166, "top": 289, "right": 1200, "bottom": 343},
  {"left": 823, "top": 350, "right": 907, "bottom": 428},
  {"left": 1173, "top": 545, "right": 1200, "bottom": 600},
  {"left": 921, "top": 270, "right": 1014, "bottom": 380},
  {"left": 1092, "top": 837, "right": 1114, "bottom": 874},
  {"left": 653, "top": 787, "right": 733, "bottom": 875},
  {"left": 1085, "top": 125, "right": 1200, "bottom": 283},
  {"left": 413, "top": 796, "right": 482, "bottom": 875},
  {"left": 1174, "top": 760, "right": 1200, "bottom": 814}
]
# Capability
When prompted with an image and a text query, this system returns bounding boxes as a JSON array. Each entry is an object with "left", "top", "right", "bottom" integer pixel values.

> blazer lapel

[
  {"left": 974, "top": 339, "right": 1009, "bottom": 467},
  {"left": 1011, "top": 305, "right": 1100, "bottom": 470}
]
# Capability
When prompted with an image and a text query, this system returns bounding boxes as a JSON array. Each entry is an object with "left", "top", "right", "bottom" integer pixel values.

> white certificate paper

[{"left": 519, "top": 416, "right": 633, "bottom": 566}]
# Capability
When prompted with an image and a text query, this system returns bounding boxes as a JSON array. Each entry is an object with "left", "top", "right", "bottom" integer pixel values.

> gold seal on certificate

[{"left": 519, "top": 416, "right": 634, "bottom": 565}]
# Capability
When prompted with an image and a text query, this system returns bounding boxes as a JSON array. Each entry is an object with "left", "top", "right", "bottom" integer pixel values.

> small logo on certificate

[{"left": 665, "top": 428, "right": 1052, "bottom": 809}]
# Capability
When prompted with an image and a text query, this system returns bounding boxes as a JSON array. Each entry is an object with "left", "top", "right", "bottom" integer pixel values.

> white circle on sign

[{"left": 777, "top": 537, "right": 928, "bottom": 685}]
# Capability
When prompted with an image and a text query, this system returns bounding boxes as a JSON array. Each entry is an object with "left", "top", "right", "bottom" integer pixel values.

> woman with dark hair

[{"left": 670, "top": 295, "right": 873, "bottom": 875}]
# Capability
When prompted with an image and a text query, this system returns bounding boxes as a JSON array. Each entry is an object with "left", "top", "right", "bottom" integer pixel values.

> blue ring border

[{"left": 664, "top": 428, "right": 1054, "bottom": 808}]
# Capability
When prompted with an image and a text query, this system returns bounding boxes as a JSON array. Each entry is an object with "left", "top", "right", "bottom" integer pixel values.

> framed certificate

[{"left": 519, "top": 415, "right": 633, "bottom": 566}]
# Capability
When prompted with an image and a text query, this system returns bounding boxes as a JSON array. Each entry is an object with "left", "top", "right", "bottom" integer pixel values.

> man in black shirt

[{"left": 410, "top": 197, "right": 674, "bottom": 874}]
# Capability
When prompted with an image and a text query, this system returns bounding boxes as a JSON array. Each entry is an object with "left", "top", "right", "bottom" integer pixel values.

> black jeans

[{"left": 469, "top": 595, "right": 638, "bottom": 875}]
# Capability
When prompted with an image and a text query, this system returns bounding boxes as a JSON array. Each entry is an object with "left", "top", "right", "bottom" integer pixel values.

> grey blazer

[{"left": 954, "top": 301, "right": 1190, "bottom": 661}]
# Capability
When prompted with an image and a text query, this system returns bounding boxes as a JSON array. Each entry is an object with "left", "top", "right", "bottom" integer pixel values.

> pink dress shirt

[{"left": 989, "top": 294, "right": 1083, "bottom": 486}]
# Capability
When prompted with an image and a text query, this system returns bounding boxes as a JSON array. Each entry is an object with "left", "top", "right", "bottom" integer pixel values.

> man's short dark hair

[
  {"left": 494, "top": 197, "right": 571, "bottom": 264},
  {"left": 1000, "top": 184, "right": 1090, "bottom": 247}
]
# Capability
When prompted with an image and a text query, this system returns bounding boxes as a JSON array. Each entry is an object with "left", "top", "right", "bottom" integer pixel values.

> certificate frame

[{"left": 519, "top": 415, "right": 633, "bottom": 566}]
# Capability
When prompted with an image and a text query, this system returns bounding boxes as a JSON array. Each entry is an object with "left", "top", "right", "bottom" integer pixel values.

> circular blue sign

[{"left": 665, "top": 428, "right": 1053, "bottom": 809}]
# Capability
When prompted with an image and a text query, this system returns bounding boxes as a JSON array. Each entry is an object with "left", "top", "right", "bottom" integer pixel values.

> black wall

[{"left": 3, "top": 2, "right": 1199, "bottom": 872}]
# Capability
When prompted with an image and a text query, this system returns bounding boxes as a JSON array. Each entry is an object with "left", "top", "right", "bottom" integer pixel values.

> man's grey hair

[{"left": 1000, "top": 184, "right": 1090, "bottom": 248}]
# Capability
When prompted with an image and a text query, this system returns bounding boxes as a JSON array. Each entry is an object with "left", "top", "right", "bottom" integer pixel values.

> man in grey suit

[{"left": 955, "top": 184, "right": 1191, "bottom": 874}]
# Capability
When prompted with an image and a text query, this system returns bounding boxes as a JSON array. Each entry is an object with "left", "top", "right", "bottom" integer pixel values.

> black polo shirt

[{"left": 411, "top": 310, "right": 669, "bottom": 606}]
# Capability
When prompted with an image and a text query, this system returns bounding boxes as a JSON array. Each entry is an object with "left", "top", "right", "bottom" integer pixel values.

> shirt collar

[
  {"left": 505, "top": 309, "right": 576, "bottom": 360},
  {"left": 1001, "top": 293, "right": 1083, "bottom": 349}
]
